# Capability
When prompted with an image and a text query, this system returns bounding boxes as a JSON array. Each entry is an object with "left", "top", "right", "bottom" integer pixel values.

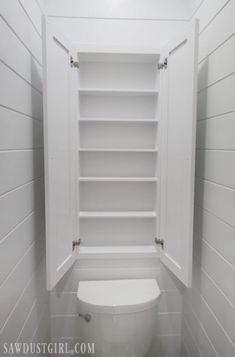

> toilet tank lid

[{"left": 77, "top": 279, "right": 160, "bottom": 310}]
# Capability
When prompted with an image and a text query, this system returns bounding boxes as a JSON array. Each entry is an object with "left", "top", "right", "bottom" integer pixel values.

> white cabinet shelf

[
  {"left": 79, "top": 118, "right": 158, "bottom": 123},
  {"left": 79, "top": 177, "right": 158, "bottom": 182},
  {"left": 79, "top": 88, "right": 159, "bottom": 96},
  {"left": 79, "top": 211, "right": 157, "bottom": 218},
  {"left": 79, "top": 148, "right": 158, "bottom": 152},
  {"left": 78, "top": 245, "right": 159, "bottom": 259}
]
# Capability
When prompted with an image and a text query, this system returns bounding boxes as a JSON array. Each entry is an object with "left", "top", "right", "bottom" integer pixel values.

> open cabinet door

[
  {"left": 158, "top": 20, "right": 199, "bottom": 287},
  {"left": 42, "top": 17, "right": 79, "bottom": 290}
]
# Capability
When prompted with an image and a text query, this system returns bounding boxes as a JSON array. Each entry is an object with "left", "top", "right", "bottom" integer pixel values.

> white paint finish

[
  {"left": 159, "top": 20, "right": 198, "bottom": 287},
  {"left": 0, "top": 179, "right": 44, "bottom": 241},
  {"left": 185, "top": 287, "right": 235, "bottom": 357},
  {"left": 80, "top": 92, "right": 157, "bottom": 119},
  {"left": 50, "top": 289, "right": 182, "bottom": 315},
  {"left": 0, "top": 16, "right": 42, "bottom": 92},
  {"left": 195, "top": 179, "right": 235, "bottom": 227},
  {"left": 79, "top": 61, "right": 158, "bottom": 90},
  {"left": 194, "top": 206, "right": 235, "bottom": 268},
  {"left": 183, "top": 301, "right": 226, "bottom": 357},
  {"left": 0, "top": 257, "right": 47, "bottom": 342},
  {"left": 196, "top": 149, "right": 235, "bottom": 188},
  {"left": 43, "top": 0, "right": 189, "bottom": 19},
  {"left": 198, "top": 73, "right": 235, "bottom": 120},
  {"left": 196, "top": 112, "right": 235, "bottom": 150},
  {"left": 80, "top": 152, "right": 156, "bottom": 178},
  {"left": 195, "top": 236, "right": 235, "bottom": 307},
  {"left": 0, "top": 239, "right": 42, "bottom": 332},
  {"left": 198, "top": 270, "right": 235, "bottom": 345},
  {"left": 198, "top": 0, "right": 235, "bottom": 61},
  {"left": 0, "top": 150, "right": 44, "bottom": 195},
  {"left": 0, "top": 0, "right": 49, "bottom": 347},
  {"left": 198, "top": 34, "right": 235, "bottom": 91},
  {"left": 79, "top": 211, "right": 156, "bottom": 219},
  {"left": 51, "top": 315, "right": 81, "bottom": 338},
  {"left": 154, "top": 313, "right": 182, "bottom": 336},
  {"left": 183, "top": 1, "right": 235, "bottom": 355},
  {"left": 42, "top": 18, "right": 79, "bottom": 289},
  {"left": 80, "top": 218, "right": 155, "bottom": 246},
  {"left": 49, "top": 17, "right": 187, "bottom": 48},
  {"left": 0, "top": 62, "right": 43, "bottom": 120},
  {"left": 149, "top": 335, "right": 182, "bottom": 356},
  {"left": 194, "top": 0, "right": 230, "bottom": 32},
  {"left": 0, "top": 107, "right": 43, "bottom": 150},
  {"left": 51, "top": 263, "right": 181, "bottom": 293},
  {"left": 0, "top": 210, "right": 43, "bottom": 286},
  {"left": 0, "top": 0, "right": 42, "bottom": 63},
  {"left": 80, "top": 122, "right": 156, "bottom": 149},
  {"left": 19, "top": 0, "right": 42, "bottom": 36},
  {"left": 80, "top": 182, "right": 155, "bottom": 211}
]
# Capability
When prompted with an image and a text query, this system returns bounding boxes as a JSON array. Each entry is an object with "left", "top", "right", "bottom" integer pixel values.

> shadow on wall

[
  {"left": 29, "top": 56, "right": 51, "bottom": 342},
  {"left": 181, "top": 57, "right": 209, "bottom": 346}
]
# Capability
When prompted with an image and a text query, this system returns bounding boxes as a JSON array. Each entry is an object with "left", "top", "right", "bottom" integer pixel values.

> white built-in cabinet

[{"left": 42, "top": 16, "right": 198, "bottom": 290}]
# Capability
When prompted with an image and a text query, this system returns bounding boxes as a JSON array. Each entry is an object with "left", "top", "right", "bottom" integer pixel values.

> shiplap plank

[
  {"left": 0, "top": 150, "right": 44, "bottom": 196},
  {"left": 199, "top": 271, "right": 235, "bottom": 345},
  {"left": 19, "top": 0, "right": 42, "bottom": 36},
  {"left": 0, "top": 179, "right": 44, "bottom": 241},
  {"left": 196, "top": 112, "right": 235, "bottom": 150},
  {"left": 195, "top": 179, "right": 235, "bottom": 227},
  {"left": 197, "top": 73, "right": 235, "bottom": 120},
  {"left": 43, "top": 0, "right": 189, "bottom": 19},
  {"left": 0, "top": 211, "right": 44, "bottom": 286},
  {"left": 195, "top": 206, "right": 235, "bottom": 267},
  {"left": 183, "top": 298, "right": 234, "bottom": 357},
  {"left": 0, "top": 239, "right": 43, "bottom": 334},
  {"left": 0, "top": 0, "right": 42, "bottom": 63},
  {"left": 0, "top": 62, "right": 43, "bottom": 120},
  {"left": 198, "top": 0, "right": 235, "bottom": 61},
  {"left": 196, "top": 150, "right": 235, "bottom": 188},
  {"left": 194, "top": 237, "right": 235, "bottom": 317},
  {"left": 0, "top": 17, "right": 42, "bottom": 92},
  {"left": 194, "top": 0, "right": 230, "bottom": 32},
  {"left": 0, "top": 255, "right": 45, "bottom": 341},
  {"left": 198, "top": 34, "right": 235, "bottom": 91},
  {"left": 0, "top": 107, "right": 43, "bottom": 150}
]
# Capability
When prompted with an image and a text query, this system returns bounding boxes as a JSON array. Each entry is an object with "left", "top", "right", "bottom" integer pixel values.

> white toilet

[{"left": 77, "top": 279, "right": 160, "bottom": 357}]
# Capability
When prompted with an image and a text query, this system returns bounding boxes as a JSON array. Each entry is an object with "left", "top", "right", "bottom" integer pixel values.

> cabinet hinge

[
  {"left": 158, "top": 58, "right": 168, "bottom": 70},
  {"left": 72, "top": 239, "right": 81, "bottom": 250},
  {"left": 155, "top": 237, "right": 164, "bottom": 248},
  {"left": 70, "top": 56, "right": 79, "bottom": 69}
]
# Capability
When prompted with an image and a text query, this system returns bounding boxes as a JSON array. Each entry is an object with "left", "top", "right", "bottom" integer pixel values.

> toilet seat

[{"left": 77, "top": 279, "right": 160, "bottom": 314}]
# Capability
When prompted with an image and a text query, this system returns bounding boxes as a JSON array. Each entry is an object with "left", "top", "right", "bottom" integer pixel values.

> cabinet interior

[{"left": 78, "top": 52, "right": 160, "bottom": 247}]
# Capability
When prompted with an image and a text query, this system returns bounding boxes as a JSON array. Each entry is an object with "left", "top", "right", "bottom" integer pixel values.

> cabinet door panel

[
  {"left": 159, "top": 20, "right": 199, "bottom": 287},
  {"left": 42, "top": 17, "right": 79, "bottom": 290}
]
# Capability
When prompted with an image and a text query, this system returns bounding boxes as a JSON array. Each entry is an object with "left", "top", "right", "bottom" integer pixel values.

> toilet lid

[{"left": 77, "top": 279, "right": 160, "bottom": 314}]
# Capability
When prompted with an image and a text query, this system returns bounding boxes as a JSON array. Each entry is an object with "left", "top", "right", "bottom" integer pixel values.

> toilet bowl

[{"left": 77, "top": 279, "right": 160, "bottom": 357}]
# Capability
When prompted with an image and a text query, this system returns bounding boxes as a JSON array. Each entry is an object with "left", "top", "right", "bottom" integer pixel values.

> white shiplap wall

[
  {"left": 182, "top": 1, "right": 235, "bottom": 356},
  {"left": 0, "top": 0, "right": 50, "bottom": 350}
]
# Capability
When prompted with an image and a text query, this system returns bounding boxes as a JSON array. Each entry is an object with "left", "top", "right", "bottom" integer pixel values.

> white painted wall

[
  {"left": 0, "top": 0, "right": 50, "bottom": 349},
  {"left": 41, "top": 0, "right": 189, "bottom": 49},
  {"left": 181, "top": 1, "right": 235, "bottom": 356}
]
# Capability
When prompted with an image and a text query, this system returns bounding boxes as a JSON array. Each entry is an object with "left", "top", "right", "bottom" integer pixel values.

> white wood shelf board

[
  {"left": 79, "top": 88, "right": 159, "bottom": 96},
  {"left": 79, "top": 177, "right": 158, "bottom": 182},
  {"left": 79, "top": 148, "right": 158, "bottom": 153},
  {"left": 78, "top": 52, "right": 160, "bottom": 63},
  {"left": 78, "top": 245, "right": 159, "bottom": 259},
  {"left": 79, "top": 211, "right": 157, "bottom": 218},
  {"left": 79, "top": 118, "right": 158, "bottom": 123}
]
